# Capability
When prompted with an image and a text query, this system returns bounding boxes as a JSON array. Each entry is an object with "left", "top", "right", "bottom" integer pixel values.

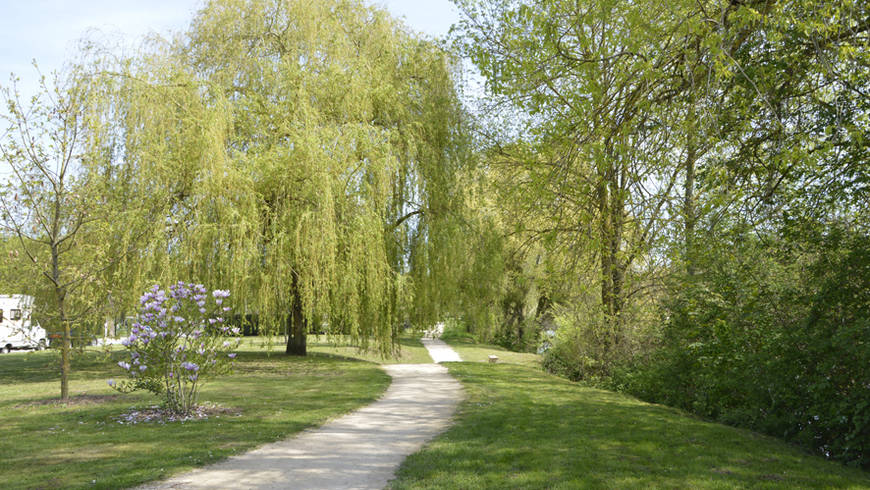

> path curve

[
  {"left": 139, "top": 342, "right": 463, "bottom": 489},
  {"left": 421, "top": 338, "right": 462, "bottom": 363}
]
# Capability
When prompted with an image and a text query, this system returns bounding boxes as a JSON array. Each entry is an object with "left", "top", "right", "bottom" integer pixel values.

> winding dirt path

[{"left": 138, "top": 338, "right": 463, "bottom": 489}]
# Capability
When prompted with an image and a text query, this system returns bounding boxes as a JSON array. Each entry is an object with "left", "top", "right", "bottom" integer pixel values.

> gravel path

[
  {"left": 138, "top": 338, "right": 463, "bottom": 490},
  {"left": 421, "top": 337, "right": 462, "bottom": 363}
]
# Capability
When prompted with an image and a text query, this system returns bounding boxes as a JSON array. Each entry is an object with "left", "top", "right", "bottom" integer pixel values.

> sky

[{"left": 0, "top": 0, "right": 461, "bottom": 98}]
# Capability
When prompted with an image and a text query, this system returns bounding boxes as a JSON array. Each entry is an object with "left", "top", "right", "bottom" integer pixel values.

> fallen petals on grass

[{"left": 113, "top": 402, "right": 241, "bottom": 425}]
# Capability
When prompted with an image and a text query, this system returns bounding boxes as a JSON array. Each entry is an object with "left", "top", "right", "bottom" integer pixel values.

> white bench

[{"left": 488, "top": 355, "right": 499, "bottom": 363}]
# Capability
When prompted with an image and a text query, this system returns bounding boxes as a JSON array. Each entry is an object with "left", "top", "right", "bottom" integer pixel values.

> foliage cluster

[
  {"left": 453, "top": 0, "right": 870, "bottom": 467},
  {"left": 613, "top": 223, "right": 870, "bottom": 466}
]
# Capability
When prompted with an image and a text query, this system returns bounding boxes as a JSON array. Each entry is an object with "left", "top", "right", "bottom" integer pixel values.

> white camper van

[{"left": 0, "top": 294, "right": 47, "bottom": 353}]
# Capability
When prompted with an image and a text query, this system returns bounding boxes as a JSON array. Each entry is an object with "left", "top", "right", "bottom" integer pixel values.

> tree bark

[
  {"left": 54, "top": 251, "right": 70, "bottom": 401},
  {"left": 59, "top": 307, "right": 70, "bottom": 401},
  {"left": 598, "top": 175, "right": 613, "bottom": 317},
  {"left": 285, "top": 275, "right": 307, "bottom": 356},
  {"left": 684, "top": 141, "right": 697, "bottom": 277}
]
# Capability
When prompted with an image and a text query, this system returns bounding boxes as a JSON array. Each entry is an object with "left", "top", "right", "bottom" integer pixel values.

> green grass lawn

[
  {"left": 390, "top": 362, "right": 870, "bottom": 489},
  {"left": 0, "top": 341, "right": 390, "bottom": 489},
  {"left": 308, "top": 331, "right": 433, "bottom": 364},
  {"left": 439, "top": 327, "right": 540, "bottom": 367},
  {"left": 235, "top": 332, "right": 432, "bottom": 364}
]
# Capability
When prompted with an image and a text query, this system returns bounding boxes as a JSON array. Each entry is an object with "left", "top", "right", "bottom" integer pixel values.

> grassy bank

[
  {"left": 439, "top": 327, "right": 539, "bottom": 367},
  {"left": 0, "top": 342, "right": 390, "bottom": 489},
  {"left": 390, "top": 362, "right": 870, "bottom": 489}
]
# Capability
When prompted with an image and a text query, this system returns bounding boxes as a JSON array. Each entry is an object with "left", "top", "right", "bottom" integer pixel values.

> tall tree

[
  {"left": 454, "top": 0, "right": 709, "bottom": 357},
  {"left": 120, "top": 0, "right": 472, "bottom": 356}
]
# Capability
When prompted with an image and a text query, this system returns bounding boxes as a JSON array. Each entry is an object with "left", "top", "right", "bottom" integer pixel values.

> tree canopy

[{"left": 116, "top": 0, "right": 474, "bottom": 356}]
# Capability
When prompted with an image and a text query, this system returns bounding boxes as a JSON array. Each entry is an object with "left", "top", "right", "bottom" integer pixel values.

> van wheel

[
  {"left": 1, "top": 345, "right": 11, "bottom": 354},
  {"left": 37, "top": 340, "right": 47, "bottom": 351}
]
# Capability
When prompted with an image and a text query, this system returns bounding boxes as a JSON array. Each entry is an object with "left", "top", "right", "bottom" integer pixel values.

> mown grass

[
  {"left": 439, "top": 327, "right": 539, "bottom": 367},
  {"left": 0, "top": 341, "right": 390, "bottom": 489},
  {"left": 309, "top": 331, "right": 433, "bottom": 364},
  {"left": 390, "top": 362, "right": 870, "bottom": 489},
  {"left": 235, "top": 331, "right": 432, "bottom": 364}
]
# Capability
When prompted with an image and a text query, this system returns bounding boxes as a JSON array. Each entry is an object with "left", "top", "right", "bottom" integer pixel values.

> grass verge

[
  {"left": 390, "top": 362, "right": 870, "bottom": 489},
  {"left": 0, "top": 342, "right": 390, "bottom": 489}
]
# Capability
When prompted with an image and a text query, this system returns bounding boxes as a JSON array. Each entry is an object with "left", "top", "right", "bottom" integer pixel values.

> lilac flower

[
  {"left": 181, "top": 361, "right": 199, "bottom": 372},
  {"left": 121, "top": 283, "right": 235, "bottom": 413}
]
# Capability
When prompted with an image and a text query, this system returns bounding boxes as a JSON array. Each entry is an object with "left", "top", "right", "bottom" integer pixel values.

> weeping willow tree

[{"left": 112, "top": 0, "right": 471, "bottom": 357}]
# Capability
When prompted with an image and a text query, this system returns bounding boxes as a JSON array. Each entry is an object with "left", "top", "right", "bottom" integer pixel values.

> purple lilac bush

[{"left": 109, "top": 282, "right": 240, "bottom": 414}]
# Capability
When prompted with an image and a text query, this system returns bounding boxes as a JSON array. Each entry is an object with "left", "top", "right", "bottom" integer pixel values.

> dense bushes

[
  {"left": 612, "top": 225, "right": 870, "bottom": 467},
  {"left": 541, "top": 291, "right": 662, "bottom": 383}
]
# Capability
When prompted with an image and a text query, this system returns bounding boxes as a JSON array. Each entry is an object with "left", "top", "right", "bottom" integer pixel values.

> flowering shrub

[{"left": 109, "top": 282, "right": 240, "bottom": 415}]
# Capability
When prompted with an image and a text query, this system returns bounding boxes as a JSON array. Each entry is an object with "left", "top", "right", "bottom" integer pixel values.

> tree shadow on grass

[{"left": 0, "top": 348, "right": 127, "bottom": 385}]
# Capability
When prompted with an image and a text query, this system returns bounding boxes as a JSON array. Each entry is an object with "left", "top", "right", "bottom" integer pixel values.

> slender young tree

[{"left": 0, "top": 64, "right": 145, "bottom": 400}]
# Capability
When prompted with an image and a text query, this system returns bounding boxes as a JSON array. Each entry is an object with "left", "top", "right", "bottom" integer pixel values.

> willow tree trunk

[{"left": 285, "top": 276, "right": 307, "bottom": 356}]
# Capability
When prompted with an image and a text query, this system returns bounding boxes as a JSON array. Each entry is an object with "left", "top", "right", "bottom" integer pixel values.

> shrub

[
  {"left": 621, "top": 225, "right": 870, "bottom": 468},
  {"left": 109, "top": 282, "right": 240, "bottom": 415}
]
